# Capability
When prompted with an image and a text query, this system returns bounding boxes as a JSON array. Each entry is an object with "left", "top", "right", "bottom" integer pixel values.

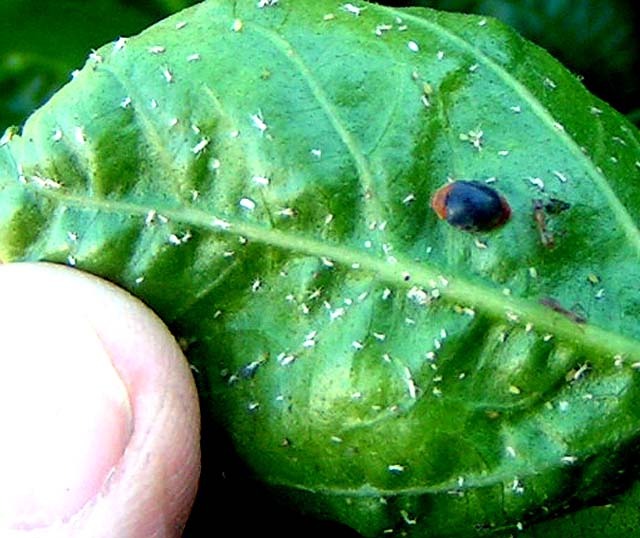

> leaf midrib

[{"left": 21, "top": 183, "right": 640, "bottom": 364}]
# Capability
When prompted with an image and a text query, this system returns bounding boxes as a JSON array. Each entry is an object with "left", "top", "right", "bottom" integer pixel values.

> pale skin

[{"left": 0, "top": 263, "right": 201, "bottom": 538}]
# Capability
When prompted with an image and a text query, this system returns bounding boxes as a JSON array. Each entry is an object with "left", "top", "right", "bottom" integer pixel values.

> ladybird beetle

[{"left": 431, "top": 180, "right": 511, "bottom": 232}]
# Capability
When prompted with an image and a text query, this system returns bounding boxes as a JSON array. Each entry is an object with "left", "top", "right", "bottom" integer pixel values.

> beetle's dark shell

[{"left": 431, "top": 180, "right": 511, "bottom": 232}]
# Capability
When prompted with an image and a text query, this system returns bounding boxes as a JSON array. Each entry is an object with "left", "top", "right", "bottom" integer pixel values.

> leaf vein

[{"left": 378, "top": 5, "right": 640, "bottom": 256}]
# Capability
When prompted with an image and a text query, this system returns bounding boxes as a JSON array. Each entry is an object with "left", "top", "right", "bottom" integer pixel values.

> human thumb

[{"left": 0, "top": 262, "right": 201, "bottom": 538}]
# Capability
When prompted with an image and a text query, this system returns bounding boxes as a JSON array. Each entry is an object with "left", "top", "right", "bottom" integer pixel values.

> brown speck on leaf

[{"left": 539, "top": 297, "right": 586, "bottom": 324}]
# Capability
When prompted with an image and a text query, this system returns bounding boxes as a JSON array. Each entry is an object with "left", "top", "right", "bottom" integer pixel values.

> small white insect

[
  {"left": 211, "top": 217, "right": 232, "bottom": 229},
  {"left": 89, "top": 50, "right": 103, "bottom": 63},
  {"left": 505, "top": 311, "right": 520, "bottom": 322},
  {"left": 168, "top": 234, "right": 182, "bottom": 246},
  {"left": 342, "top": 3, "right": 362, "bottom": 16},
  {"left": 374, "top": 24, "right": 393, "bottom": 36},
  {"left": 232, "top": 19, "right": 243, "bottom": 32},
  {"left": 529, "top": 177, "right": 545, "bottom": 190},
  {"left": 192, "top": 138, "right": 209, "bottom": 155},
  {"left": 250, "top": 112, "right": 268, "bottom": 133},
  {"left": 145, "top": 210, "right": 156, "bottom": 226},
  {"left": 402, "top": 193, "right": 416, "bottom": 204},
  {"left": 387, "top": 464, "right": 405, "bottom": 474},
  {"left": 239, "top": 197, "right": 256, "bottom": 210},
  {"left": 162, "top": 67, "right": 174, "bottom": 83},
  {"left": 407, "top": 287, "right": 428, "bottom": 305},
  {"left": 74, "top": 126, "right": 86, "bottom": 145},
  {"left": 32, "top": 175, "right": 62, "bottom": 189},
  {"left": 277, "top": 208, "right": 296, "bottom": 217},
  {"left": 404, "top": 367, "right": 416, "bottom": 399},
  {"left": 459, "top": 128, "right": 483, "bottom": 150},
  {"left": 552, "top": 170, "right": 568, "bottom": 183},
  {"left": 113, "top": 37, "right": 127, "bottom": 51}
]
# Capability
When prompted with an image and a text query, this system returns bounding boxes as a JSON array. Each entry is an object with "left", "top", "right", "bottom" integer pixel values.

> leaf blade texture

[{"left": 1, "top": 1, "right": 640, "bottom": 536}]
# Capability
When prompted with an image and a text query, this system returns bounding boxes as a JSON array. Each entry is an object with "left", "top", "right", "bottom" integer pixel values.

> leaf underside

[{"left": 1, "top": 1, "right": 640, "bottom": 536}]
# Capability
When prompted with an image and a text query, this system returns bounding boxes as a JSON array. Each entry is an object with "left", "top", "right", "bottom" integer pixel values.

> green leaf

[
  {"left": 1, "top": 1, "right": 640, "bottom": 536},
  {"left": 375, "top": 0, "right": 640, "bottom": 121}
]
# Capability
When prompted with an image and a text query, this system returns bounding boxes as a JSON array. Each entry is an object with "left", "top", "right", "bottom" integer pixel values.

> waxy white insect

[
  {"left": 113, "top": 37, "right": 127, "bottom": 51},
  {"left": 387, "top": 464, "right": 405, "bottom": 474},
  {"left": 192, "top": 138, "right": 209, "bottom": 155},
  {"left": 74, "top": 126, "right": 86, "bottom": 145},
  {"left": 251, "top": 112, "right": 268, "bottom": 133},
  {"left": 239, "top": 197, "right": 256, "bottom": 210},
  {"left": 341, "top": 3, "right": 362, "bottom": 16},
  {"left": 89, "top": 50, "right": 103, "bottom": 63},
  {"left": 375, "top": 24, "right": 392, "bottom": 36},
  {"left": 211, "top": 217, "right": 232, "bottom": 229},
  {"left": 162, "top": 67, "right": 174, "bottom": 83},
  {"left": 552, "top": 170, "right": 568, "bottom": 182}
]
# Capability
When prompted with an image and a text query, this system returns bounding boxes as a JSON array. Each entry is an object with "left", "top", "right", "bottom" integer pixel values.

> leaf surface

[{"left": 1, "top": 1, "right": 640, "bottom": 536}]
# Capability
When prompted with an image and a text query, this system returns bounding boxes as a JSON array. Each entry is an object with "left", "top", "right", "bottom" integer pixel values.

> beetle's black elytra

[{"left": 431, "top": 181, "right": 511, "bottom": 232}]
